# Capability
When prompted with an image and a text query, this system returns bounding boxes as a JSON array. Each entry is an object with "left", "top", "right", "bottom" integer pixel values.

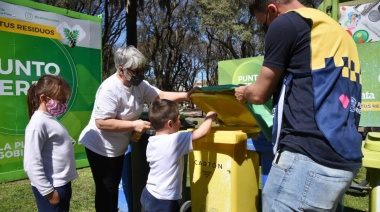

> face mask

[
  {"left": 124, "top": 68, "right": 144, "bottom": 86},
  {"left": 127, "top": 75, "right": 144, "bottom": 86},
  {"left": 46, "top": 99, "right": 67, "bottom": 117},
  {"left": 261, "top": 10, "right": 270, "bottom": 33},
  {"left": 261, "top": 23, "right": 269, "bottom": 33}
]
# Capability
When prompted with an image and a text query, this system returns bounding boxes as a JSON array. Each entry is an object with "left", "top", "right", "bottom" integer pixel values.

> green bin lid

[{"left": 190, "top": 84, "right": 273, "bottom": 141}]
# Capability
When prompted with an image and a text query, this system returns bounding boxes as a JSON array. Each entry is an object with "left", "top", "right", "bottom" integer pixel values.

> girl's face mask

[{"left": 45, "top": 97, "right": 68, "bottom": 117}]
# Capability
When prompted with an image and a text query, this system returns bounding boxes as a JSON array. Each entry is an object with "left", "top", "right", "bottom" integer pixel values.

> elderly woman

[{"left": 79, "top": 46, "right": 196, "bottom": 212}]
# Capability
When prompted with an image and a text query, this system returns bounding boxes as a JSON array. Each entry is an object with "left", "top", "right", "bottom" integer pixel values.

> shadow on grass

[
  {"left": 346, "top": 190, "right": 370, "bottom": 197},
  {"left": 343, "top": 207, "right": 367, "bottom": 212}
]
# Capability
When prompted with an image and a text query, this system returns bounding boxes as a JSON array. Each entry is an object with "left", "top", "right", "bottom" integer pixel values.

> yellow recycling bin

[
  {"left": 188, "top": 90, "right": 263, "bottom": 212},
  {"left": 362, "top": 132, "right": 380, "bottom": 212}
]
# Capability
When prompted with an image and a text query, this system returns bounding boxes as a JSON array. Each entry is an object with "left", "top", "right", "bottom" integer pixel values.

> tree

[
  {"left": 32, "top": 0, "right": 127, "bottom": 79},
  {"left": 126, "top": 0, "right": 139, "bottom": 47},
  {"left": 32, "top": 0, "right": 323, "bottom": 90},
  {"left": 189, "top": 0, "right": 266, "bottom": 84},
  {"left": 138, "top": 0, "right": 204, "bottom": 91}
]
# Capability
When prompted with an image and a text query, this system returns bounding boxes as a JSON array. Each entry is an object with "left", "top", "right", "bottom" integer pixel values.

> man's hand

[{"left": 235, "top": 86, "right": 247, "bottom": 103}]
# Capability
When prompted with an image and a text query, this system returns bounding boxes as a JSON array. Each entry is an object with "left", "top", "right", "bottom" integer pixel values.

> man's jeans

[{"left": 262, "top": 149, "right": 358, "bottom": 212}]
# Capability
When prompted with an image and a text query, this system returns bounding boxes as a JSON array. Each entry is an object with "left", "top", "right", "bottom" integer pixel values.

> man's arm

[{"left": 235, "top": 66, "right": 283, "bottom": 104}]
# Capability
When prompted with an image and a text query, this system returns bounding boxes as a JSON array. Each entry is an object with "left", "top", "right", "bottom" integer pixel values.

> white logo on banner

[{"left": 56, "top": 22, "right": 86, "bottom": 47}]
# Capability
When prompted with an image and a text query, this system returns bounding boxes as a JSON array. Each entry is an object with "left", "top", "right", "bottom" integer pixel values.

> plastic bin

[
  {"left": 362, "top": 132, "right": 380, "bottom": 212},
  {"left": 187, "top": 86, "right": 272, "bottom": 212},
  {"left": 189, "top": 128, "right": 260, "bottom": 212}
]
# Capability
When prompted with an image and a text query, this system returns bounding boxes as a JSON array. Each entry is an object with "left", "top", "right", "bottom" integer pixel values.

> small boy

[{"left": 140, "top": 99, "right": 217, "bottom": 212}]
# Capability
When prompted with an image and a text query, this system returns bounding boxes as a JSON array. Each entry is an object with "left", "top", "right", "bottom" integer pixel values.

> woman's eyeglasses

[{"left": 126, "top": 67, "right": 146, "bottom": 77}]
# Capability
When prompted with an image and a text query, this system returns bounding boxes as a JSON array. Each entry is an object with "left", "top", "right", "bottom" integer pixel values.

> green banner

[
  {"left": 357, "top": 42, "right": 380, "bottom": 126},
  {"left": 218, "top": 56, "right": 264, "bottom": 85},
  {"left": 0, "top": 0, "right": 102, "bottom": 182}
]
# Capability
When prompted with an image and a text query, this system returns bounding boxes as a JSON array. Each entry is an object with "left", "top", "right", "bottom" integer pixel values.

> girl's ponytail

[{"left": 26, "top": 82, "right": 39, "bottom": 120}]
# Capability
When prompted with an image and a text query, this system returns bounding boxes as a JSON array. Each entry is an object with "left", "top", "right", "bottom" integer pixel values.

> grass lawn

[
  {"left": 0, "top": 167, "right": 96, "bottom": 212},
  {"left": 0, "top": 163, "right": 370, "bottom": 211},
  {"left": 340, "top": 167, "right": 370, "bottom": 212},
  {"left": 0, "top": 116, "right": 370, "bottom": 211}
]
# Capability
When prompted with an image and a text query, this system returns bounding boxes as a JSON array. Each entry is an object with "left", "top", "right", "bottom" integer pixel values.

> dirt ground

[
  {"left": 181, "top": 108, "right": 222, "bottom": 128},
  {"left": 182, "top": 108, "right": 203, "bottom": 118}
]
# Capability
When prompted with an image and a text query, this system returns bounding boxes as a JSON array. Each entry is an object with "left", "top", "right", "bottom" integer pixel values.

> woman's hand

[
  {"left": 132, "top": 119, "right": 151, "bottom": 133},
  {"left": 186, "top": 87, "right": 200, "bottom": 101}
]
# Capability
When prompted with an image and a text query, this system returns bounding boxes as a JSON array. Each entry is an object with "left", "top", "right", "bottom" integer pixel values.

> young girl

[{"left": 24, "top": 74, "right": 78, "bottom": 212}]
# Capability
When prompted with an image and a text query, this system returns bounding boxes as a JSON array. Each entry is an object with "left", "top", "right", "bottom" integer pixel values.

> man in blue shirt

[{"left": 235, "top": 0, "right": 362, "bottom": 211}]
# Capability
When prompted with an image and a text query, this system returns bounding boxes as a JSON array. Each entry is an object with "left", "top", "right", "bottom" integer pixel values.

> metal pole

[{"left": 201, "top": 72, "right": 203, "bottom": 116}]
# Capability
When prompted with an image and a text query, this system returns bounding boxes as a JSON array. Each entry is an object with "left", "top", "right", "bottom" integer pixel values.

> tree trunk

[{"left": 126, "top": 0, "right": 138, "bottom": 47}]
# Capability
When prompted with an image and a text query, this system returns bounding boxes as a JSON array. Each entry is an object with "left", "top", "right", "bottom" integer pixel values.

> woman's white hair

[{"left": 114, "top": 46, "right": 147, "bottom": 74}]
